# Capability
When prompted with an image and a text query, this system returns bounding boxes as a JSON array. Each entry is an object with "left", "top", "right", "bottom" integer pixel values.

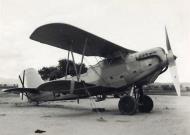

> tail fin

[{"left": 20, "top": 68, "right": 44, "bottom": 88}]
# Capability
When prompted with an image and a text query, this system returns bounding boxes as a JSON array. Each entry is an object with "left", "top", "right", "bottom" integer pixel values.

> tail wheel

[
  {"left": 138, "top": 95, "right": 153, "bottom": 113},
  {"left": 118, "top": 95, "right": 137, "bottom": 115}
]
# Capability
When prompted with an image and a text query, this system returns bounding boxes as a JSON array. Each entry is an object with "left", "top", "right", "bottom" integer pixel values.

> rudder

[{"left": 20, "top": 68, "right": 44, "bottom": 88}]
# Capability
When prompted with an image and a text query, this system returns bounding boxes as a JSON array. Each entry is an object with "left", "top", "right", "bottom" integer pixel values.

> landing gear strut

[{"left": 118, "top": 85, "right": 154, "bottom": 115}]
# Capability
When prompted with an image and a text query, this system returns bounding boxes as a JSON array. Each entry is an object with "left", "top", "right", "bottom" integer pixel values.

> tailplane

[{"left": 3, "top": 68, "right": 43, "bottom": 102}]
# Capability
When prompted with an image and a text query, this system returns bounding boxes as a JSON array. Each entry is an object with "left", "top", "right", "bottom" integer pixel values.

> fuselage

[{"left": 68, "top": 47, "right": 168, "bottom": 88}]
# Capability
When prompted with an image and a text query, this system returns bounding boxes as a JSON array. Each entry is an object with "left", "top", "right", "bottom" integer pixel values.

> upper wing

[{"left": 30, "top": 23, "right": 136, "bottom": 58}]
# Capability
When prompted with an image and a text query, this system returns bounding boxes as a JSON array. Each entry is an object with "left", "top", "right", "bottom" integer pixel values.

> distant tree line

[
  {"left": 0, "top": 84, "right": 18, "bottom": 89},
  {"left": 144, "top": 83, "right": 175, "bottom": 91},
  {"left": 38, "top": 59, "right": 87, "bottom": 81}
]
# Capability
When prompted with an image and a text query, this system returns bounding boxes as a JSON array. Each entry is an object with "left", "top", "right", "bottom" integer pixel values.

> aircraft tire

[
  {"left": 138, "top": 95, "right": 153, "bottom": 113},
  {"left": 118, "top": 95, "right": 137, "bottom": 115}
]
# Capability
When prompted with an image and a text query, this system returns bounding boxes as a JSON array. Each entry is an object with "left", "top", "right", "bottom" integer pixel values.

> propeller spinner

[{"left": 165, "top": 28, "right": 181, "bottom": 96}]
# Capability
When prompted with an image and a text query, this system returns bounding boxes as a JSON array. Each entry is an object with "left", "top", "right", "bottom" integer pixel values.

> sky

[{"left": 0, "top": 0, "right": 190, "bottom": 83}]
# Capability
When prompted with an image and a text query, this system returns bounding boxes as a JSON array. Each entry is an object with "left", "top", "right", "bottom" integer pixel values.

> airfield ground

[{"left": 0, "top": 94, "right": 190, "bottom": 135}]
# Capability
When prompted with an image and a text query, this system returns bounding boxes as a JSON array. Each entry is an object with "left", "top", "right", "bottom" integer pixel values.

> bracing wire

[{"left": 82, "top": 82, "right": 105, "bottom": 121}]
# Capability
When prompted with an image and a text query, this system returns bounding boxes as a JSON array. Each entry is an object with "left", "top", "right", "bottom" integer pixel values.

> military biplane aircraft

[{"left": 4, "top": 23, "right": 180, "bottom": 115}]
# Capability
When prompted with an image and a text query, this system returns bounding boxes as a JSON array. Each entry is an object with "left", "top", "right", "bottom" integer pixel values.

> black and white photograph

[{"left": 0, "top": 0, "right": 190, "bottom": 135}]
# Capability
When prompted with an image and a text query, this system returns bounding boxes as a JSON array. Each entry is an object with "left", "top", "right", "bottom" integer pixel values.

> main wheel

[
  {"left": 118, "top": 95, "right": 137, "bottom": 115},
  {"left": 138, "top": 95, "right": 153, "bottom": 113}
]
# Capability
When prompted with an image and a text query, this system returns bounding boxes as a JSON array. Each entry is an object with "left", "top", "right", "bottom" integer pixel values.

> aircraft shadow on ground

[
  {"left": 40, "top": 104, "right": 120, "bottom": 117},
  {"left": 11, "top": 102, "right": 165, "bottom": 118},
  {"left": 13, "top": 102, "right": 120, "bottom": 117}
]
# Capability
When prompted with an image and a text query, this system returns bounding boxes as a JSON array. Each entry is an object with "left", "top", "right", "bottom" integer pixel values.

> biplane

[{"left": 4, "top": 23, "right": 180, "bottom": 115}]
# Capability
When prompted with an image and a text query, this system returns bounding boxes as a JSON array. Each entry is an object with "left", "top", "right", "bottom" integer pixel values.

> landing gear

[
  {"left": 118, "top": 95, "right": 137, "bottom": 115},
  {"left": 118, "top": 85, "right": 154, "bottom": 115},
  {"left": 138, "top": 95, "right": 153, "bottom": 113}
]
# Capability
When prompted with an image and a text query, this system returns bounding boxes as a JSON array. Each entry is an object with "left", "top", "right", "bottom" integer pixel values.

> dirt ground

[{"left": 0, "top": 95, "right": 190, "bottom": 135}]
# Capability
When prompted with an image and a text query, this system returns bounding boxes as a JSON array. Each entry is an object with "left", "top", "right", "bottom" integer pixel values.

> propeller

[
  {"left": 165, "top": 27, "right": 181, "bottom": 96},
  {"left": 18, "top": 70, "right": 25, "bottom": 100}
]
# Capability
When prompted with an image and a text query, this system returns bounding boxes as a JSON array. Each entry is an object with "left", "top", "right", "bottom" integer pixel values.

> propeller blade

[
  {"left": 165, "top": 27, "right": 181, "bottom": 96},
  {"left": 168, "top": 61, "right": 181, "bottom": 96},
  {"left": 165, "top": 27, "right": 171, "bottom": 51}
]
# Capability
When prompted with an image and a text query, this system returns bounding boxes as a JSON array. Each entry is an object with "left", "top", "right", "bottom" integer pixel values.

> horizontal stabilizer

[
  {"left": 3, "top": 88, "right": 39, "bottom": 94},
  {"left": 30, "top": 23, "right": 135, "bottom": 58}
]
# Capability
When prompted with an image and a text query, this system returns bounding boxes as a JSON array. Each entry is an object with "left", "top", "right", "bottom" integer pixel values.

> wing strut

[
  {"left": 78, "top": 38, "right": 88, "bottom": 79},
  {"left": 70, "top": 50, "right": 79, "bottom": 81},
  {"left": 65, "top": 50, "right": 70, "bottom": 80},
  {"left": 69, "top": 38, "right": 88, "bottom": 81}
]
